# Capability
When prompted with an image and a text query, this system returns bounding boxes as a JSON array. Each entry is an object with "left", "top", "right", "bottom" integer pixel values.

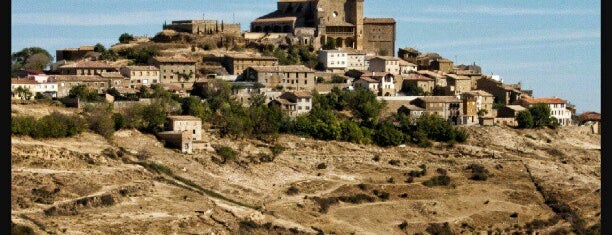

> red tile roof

[
  {"left": 579, "top": 112, "right": 601, "bottom": 122},
  {"left": 11, "top": 78, "right": 38, "bottom": 84},
  {"left": 522, "top": 97, "right": 566, "bottom": 105}
]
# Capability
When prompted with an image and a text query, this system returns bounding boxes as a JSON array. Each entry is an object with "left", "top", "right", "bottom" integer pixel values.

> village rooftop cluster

[{"left": 11, "top": 0, "right": 601, "bottom": 152}]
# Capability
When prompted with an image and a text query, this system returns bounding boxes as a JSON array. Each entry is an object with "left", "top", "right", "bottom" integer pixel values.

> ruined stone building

[
  {"left": 163, "top": 20, "right": 241, "bottom": 36},
  {"left": 250, "top": 0, "right": 396, "bottom": 56}
]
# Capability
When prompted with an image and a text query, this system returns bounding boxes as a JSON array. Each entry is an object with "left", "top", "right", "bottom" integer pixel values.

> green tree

[
  {"left": 517, "top": 110, "right": 534, "bottom": 128},
  {"left": 94, "top": 43, "right": 106, "bottom": 53},
  {"left": 528, "top": 103, "right": 552, "bottom": 128},
  {"left": 13, "top": 86, "right": 33, "bottom": 100},
  {"left": 69, "top": 84, "right": 103, "bottom": 102},
  {"left": 181, "top": 96, "right": 209, "bottom": 121},
  {"left": 119, "top": 33, "right": 135, "bottom": 43},
  {"left": 100, "top": 49, "right": 118, "bottom": 61},
  {"left": 83, "top": 104, "right": 116, "bottom": 139},
  {"left": 401, "top": 81, "right": 425, "bottom": 96},
  {"left": 11, "top": 116, "right": 37, "bottom": 136},
  {"left": 373, "top": 121, "right": 405, "bottom": 147},
  {"left": 344, "top": 87, "right": 387, "bottom": 125},
  {"left": 12, "top": 47, "right": 53, "bottom": 65}
]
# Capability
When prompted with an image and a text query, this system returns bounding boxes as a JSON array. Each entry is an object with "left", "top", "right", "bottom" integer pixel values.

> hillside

[{"left": 11, "top": 103, "right": 600, "bottom": 235}]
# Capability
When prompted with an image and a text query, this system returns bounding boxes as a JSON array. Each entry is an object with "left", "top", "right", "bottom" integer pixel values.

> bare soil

[{"left": 11, "top": 103, "right": 600, "bottom": 234}]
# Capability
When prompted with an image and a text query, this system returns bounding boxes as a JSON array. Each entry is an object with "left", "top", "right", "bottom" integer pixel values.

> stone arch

[
  {"left": 385, "top": 92, "right": 391, "bottom": 96},
  {"left": 254, "top": 26, "right": 262, "bottom": 32},
  {"left": 283, "top": 25, "right": 292, "bottom": 33},
  {"left": 335, "top": 38, "right": 344, "bottom": 48},
  {"left": 345, "top": 37, "right": 355, "bottom": 48},
  {"left": 264, "top": 25, "right": 271, "bottom": 33},
  {"left": 273, "top": 25, "right": 282, "bottom": 33}
]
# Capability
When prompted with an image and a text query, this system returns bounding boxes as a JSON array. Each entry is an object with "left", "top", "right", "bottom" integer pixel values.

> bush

[
  {"left": 426, "top": 222, "right": 453, "bottom": 235},
  {"left": 423, "top": 175, "right": 451, "bottom": 187},
  {"left": 517, "top": 110, "right": 534, "bottom": 128},
  {"left": 467, "top": 164, "right": 489, "bottom": 181},
  {"left": 399, "top": 221, "right": 408, "bottom": 231},
  {"left": 316, "top": 163, "right": 327, "bottom": 169},
  {"left": 270, "top": 143, "right": 286, "bottom": 157},
  {"left": 388, "top": 159, "right": 400, "bottom": 166},
  {"left": 11, "top": 116, "right": 37, "bottom": 136},
  {"left": 373, "top": 190, "right": 390, "bottom": 201},
  {"left": 216, "top": 146, "right": 237, "bottom": 163},
  {"left": 29, "top": 112, "right": 86, "bottom": 139},
  {"left": 286, "top": 185, "right": 299, "bottom": 195},
  {"left": 112, "top": 113, "right": 126, "bottom": 131},
  {"left": 119, "top": 33, "right": 134, "bottom": 43}
]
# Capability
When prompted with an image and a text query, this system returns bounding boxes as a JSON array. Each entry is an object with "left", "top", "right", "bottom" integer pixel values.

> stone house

[
  {"left": 430, "top": 58, "right": 454, "bottom": 73},
  {"left": 157, "top": 131, "right": 193, "bottom": 154},
  {"left": 223, "top": 54, "right": 278, "bottom": 75},
  {"left": 397, "top": 104, "right": 425, "bottom": 119},
  {"left": 410, "top": 96, "right": 462, "bottom": 125},
  {"left": 415, "top": 70, "right": 447, "bottom": 88},
  {"left": 476, "top": 77, "right": 524, "bottom": 105},
  {"left": 269, "top": 91, "right": 312, "bottom": 117},
  {"left": 368, "top": 56, "right": 400, "bottom": 75},
  {"left": 53, "top": 75, "right": 121, "bottom": 98},
  {"left": 56, "top": 45, "right": 95, "bottom": 62},
  {"left": 167, "top": 115, "right": 202, "bottom": 141},
  {"left": 149, "top": 56, "right": 197, "bottom": 90},
  {"left": 445, "top": 74, "right": 472, "bottom": 95},
  {"left": 120, "top": 66, "right": 160, "bottom": 88},
  {"left": 460, "top": 90, "right": 494, "bottom": 125},
  {"left": 401, "top": 73, "right": 434, "bottom": 95},
  {"left": 346, "top": 50, "right": 367, "bottom": 71},
  {"left": 57, "top": 60, "right": 119, "bottom": 76},
  {"left": 242, "top": 65, "right": 316, "bottom": 91},
  {"left": 397, "top": 47, "right": 420, "bottom": 64}
]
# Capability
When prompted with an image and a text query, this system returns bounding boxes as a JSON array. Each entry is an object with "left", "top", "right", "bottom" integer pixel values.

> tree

[
  {"left": 69, "top": 84, "right": 103, "bottom": 102},
  {"left": 477, "top": 109, "right": 488, "bottom": 117},
  {"left": 401, "top": 81, "right": 424, "bottom": 96},
  {"left": 100, "top": 49, "right": 118, "bottom": 61},
  {"left": 12, "top": 47, "right": 53, "bottom": 75},
  {"left": 24, "top": 53, "right": 52, "bottom": 70},
  {"left": 517, "top": 110, "right": 534, "bottom": 128},
  {"left": 119, "top": 33, "right": 135, "bottom": 44},
  {"left": 529, "top": 103, "right": 552, "bottom": 128},
  {"left": 181, "top": 96, "right": 209, "bottom": 121},
  {"left": 94, "top": 43, "right": 106, "bottom": 53},
  {"left": 14, "top": 86, "right": 33, "bottom": 100},
  {"left": 344, "top": 87, "right": 387, "bottom": 125}
]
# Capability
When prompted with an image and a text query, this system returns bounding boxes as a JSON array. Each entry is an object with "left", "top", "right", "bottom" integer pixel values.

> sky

[{"left": 11, "top": 0, "right": 601, "bottom": 113}]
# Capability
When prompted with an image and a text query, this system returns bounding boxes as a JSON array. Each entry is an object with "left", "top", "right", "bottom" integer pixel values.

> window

[{"left": 306, "top": 106, "right": 310, "bottom": 110}]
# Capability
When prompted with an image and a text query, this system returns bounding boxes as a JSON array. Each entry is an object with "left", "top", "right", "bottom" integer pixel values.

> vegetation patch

[
  {"left": 466, "top": 163, "right": 490, "bottom": 181},
  {"left": 425, "top": 222, "right": 453, "bottom": 235}
]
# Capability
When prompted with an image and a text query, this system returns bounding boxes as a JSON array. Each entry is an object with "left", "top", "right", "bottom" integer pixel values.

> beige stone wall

[{"left": 363, "top": 23, "right": 395, "bottom": 56}]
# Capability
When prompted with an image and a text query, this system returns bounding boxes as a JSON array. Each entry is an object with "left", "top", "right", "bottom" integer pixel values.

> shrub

[
  {"left": 270, "top": 144, "right": 286, "bottom": 157},
  {"left": 517, "top": 110, "right": 534, "bottom": 128},
  {"left": 405, "top": 176, "right": 414, "bottom": 183},
  {"left": 29, "top": 112, "right": 86, "bottom": 139},
  {"left": 423, "top": 175, "right": 451, "bottom": 187},
  {"left": 11, "top": 116, "right": 37, "bottom": 136},
  {"left": 467, "top": 164, "right": 490, "bottom": 181},
  {"left": 317, "top": 163, "right": 327, "bottom": 169},
  {"left": 372, "top": 154, "right": 381, "bottom": 162},
  {"left": 388, "top": 159, "right": 400, "bottom": 166},
  {"left": 286, "top": 186, "right": 299, "bottom": 195},
  {"left": 387, "top": 177, "right": 395, "bottom": 183},
  {"left": 357, "top": 183, "right": 368, "bottom": 191},
  {"left": 436, "top": 168, "right": 448, "bottom": 176},
  {"left": 337, "top": 194, "right": 376, "bottom": 204},
  {"left": 216, "top": 146, "right": 237, "bottom": 163},
  {"left": 399, "top": 221, "right": 408, "bottom": 231},
  {"left": 373, "top": 190, "right": 390, "bottom": 201},
  {"left": 112, "top": 113, "right": 126, "bottom": 131},
  {"left": 426, "top": 222, "right": 453, "bottom": 235}
]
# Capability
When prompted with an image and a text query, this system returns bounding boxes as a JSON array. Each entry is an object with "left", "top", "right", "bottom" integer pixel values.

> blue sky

[{"left": 12, "top": 0, "right": 600, "bottom": 113}]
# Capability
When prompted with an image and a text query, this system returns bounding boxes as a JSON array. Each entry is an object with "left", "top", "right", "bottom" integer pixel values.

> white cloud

[
  {"left": 12, "top": 10, "right": 262, "bottom": 26},
  {"left": 423, "top": 6, "right": 599, "bottom": 16}
]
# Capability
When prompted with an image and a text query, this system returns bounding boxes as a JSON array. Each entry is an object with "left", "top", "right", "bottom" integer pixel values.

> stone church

[{"left": 250, "top": 0, "right": 396, "bottom": 56}]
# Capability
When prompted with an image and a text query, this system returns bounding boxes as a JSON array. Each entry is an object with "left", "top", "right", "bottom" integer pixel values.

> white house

[
  {"left": 269, "top": 91, "right": 313, "bottom": 117},
  {"left": 346, "top": 50, "right": 367, "bottom": 71},
  {"left": 519, "top": 96, "right": 572, "bottom": 126},
  {"left": 317, "top": 49, "right": 348, "bottom": 73},
  {"left": 11, "top": 78, "right": 58, "bottom": 100},
  {"left": 353, "top": 73, "right": 396, "bottom": 96},
  {"left": 398, "top": 59, "right": 417, "bottom": 74}
]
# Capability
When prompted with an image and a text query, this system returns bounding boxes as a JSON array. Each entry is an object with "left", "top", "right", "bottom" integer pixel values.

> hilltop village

[{"left": 11, "top": 0, "right": 600, "bottom": 151}]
